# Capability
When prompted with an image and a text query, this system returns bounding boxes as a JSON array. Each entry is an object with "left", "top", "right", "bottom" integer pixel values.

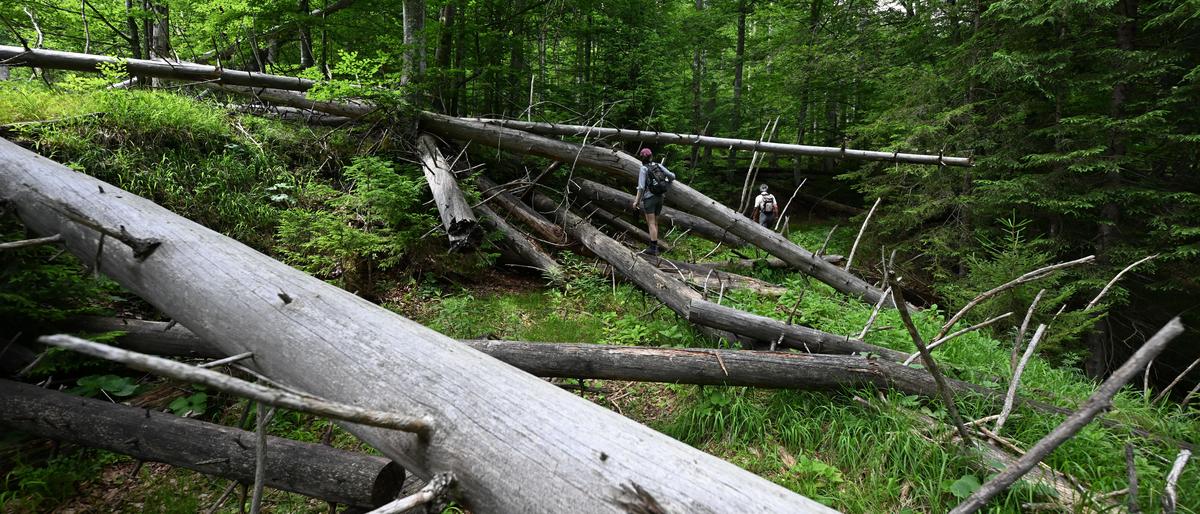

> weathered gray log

[
  {"left": 419, "top": 112, "right": 891, "bottom": 307},
  {"left": 229, "top": 104, "right": 355, "bottom": 126},
  {"left": 462, "top": 118, "right": 973, "bottom": 167},
  {"left": 571, "top": 178, "right": 747, "bottom": 247},
  {"left": 696, "top": 255, "right": 845, "bottom": 269},
  {"left": 207, "top": 84, "right": 377, "bottom": 119},
  {"left": 59, "top": 317, "right": 1198, "bottom": 451},
  {"left": 530, "top": 190, "right": 906, "bottom": 360},
  {"left": 475, "top": 175, "right": 566, "bottom": 245},
  {"left": 475, "top": 204, "right": 560, "bottom": 277},
  {"left": 0, "top": 46, "right": 314, "bottom": 91},
  {"left": 0, "top": 379, "right": 404, "bottom": 508},
  {"left": 578, "top": 203, "right": 671, "bottom": 252},
  {"left": 0, "top": 138, "right": 833, "bottom": 513},
  {"left": 652, "top": 257, "right": 787, "bottom": 297},
  {"left": 416, "top": 134, "right": 478, "bottom": 250}
]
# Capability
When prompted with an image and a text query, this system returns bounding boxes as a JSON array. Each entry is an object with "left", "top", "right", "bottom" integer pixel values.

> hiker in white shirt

[{"left": 752, "top": 184, "right": 778, "bottom": 228}]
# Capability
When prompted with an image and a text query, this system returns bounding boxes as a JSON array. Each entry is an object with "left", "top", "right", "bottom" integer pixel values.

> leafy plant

[
  {"left": 70, "top": 374, "right": 139, "bottom": 398},
  {"left": 169, "top": 391, "right": 209, "bottom": 418}
]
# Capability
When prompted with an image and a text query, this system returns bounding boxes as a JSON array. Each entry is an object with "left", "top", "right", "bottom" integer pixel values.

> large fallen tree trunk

[
  {"left": 228, "top": 104, "right": 355, "bottom": 126},
  {"left": 60, "top": 317, "right": 1196, "bottom": 451},
  {"left": 0, "top": 379, "right": 405, "bottom": 508},
  {"left": 0, "top": 139, "right": 833, "bottom": 513},
  {"left": 416, "top": 134, "right": 478, "bottom": 250},
  {"left": 420, "top": 113, "right": 892, "bottom": 307},
  {"left": 462, "top": 118, "right": 973, "bottom": 167},
  {"left": 475, "top": 204, "right": 560, "bottom": 277},
  {"left": 571, "top": 178, "right": 747, "bottom": 247},
  {"left": 529, "top": 189, "right": 908, "bottom": 360},
  {"left": 0, "top": 46, "right": 314, "bottom": 91},
  {"left": 476, "top": 175, "right": 566, "bottom": 245}
]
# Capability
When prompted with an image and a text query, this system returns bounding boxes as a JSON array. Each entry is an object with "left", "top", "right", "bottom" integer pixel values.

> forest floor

[{"left": 2, "top": 83, "right": 1198, "bottom": 513}]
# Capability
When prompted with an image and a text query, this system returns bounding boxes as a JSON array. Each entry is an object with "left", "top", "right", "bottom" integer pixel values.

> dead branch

[
  {"left": 844, "top": 197, "right": 880, "bottom": 271},
  {"left": 994, "top": 324, "right": 1046, "bottom": 436}
]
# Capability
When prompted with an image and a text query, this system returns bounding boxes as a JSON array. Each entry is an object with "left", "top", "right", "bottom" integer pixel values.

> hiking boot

[{"left": 646, "top": 241, "right": 660, "bottom": 256}]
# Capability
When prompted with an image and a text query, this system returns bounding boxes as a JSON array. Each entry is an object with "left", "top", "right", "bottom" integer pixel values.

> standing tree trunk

[
  {"left": 1086, "top": 0, "right": 1138, "bottom": 379},
  {"left": 298, "top": 0, "right": 315, "bottom": 68},
  {"left": 729, "top": 0, "right": 747, "bottom": 168},
  {"left": 145, "top": 2, "right": 169, "bottom": 86},
  {"left": 0, "top": 138, "right": 835, "bottom": 513},
  {"left": 434, "top": 3, "right": 455, "bottom": 110},
  {"left": 402, "top": 0, "right": 427, "bottom": 88}
]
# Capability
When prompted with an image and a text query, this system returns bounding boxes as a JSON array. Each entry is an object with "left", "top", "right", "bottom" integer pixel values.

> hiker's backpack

[
  {"left": 762, "top": 193, "right": 776, "bottom": 213},
  {"left": 646, "top": 163, "right": 673, "bottom": 195}
]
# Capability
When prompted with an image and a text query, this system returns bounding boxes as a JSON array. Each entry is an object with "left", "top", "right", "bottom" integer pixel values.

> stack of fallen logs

[{"left": 0, "top": 46, "right": 1192, "bottom": 513}]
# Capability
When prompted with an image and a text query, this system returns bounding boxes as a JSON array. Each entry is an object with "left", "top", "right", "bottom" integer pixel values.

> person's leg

[{"left": 646, "top": 213, "right": 659, "bottom": 241}]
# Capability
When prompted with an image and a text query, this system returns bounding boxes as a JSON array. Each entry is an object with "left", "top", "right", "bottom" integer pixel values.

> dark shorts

[
  {"left": 758, "top": 212, "right": 776, "bottom": 227},
  {"left": 641, "top": 194, "right": 664, "bottom": 215}
]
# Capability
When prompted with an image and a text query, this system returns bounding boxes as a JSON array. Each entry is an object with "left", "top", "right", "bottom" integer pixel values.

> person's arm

[
  {"left": 633, "top": 165, "right": 647, "bottom": 208},
  {"left": 660, "top": 164, "right": 676, "bottom": 181}
]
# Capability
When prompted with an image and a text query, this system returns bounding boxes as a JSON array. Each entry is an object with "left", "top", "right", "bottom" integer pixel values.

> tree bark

[
  {"left": 402, "top": 0, "right": 426, "bottom": 87},
  {"left": 459, "top": 118, "right": 971, "bottom": 167},
  {"left": 577, "top": 203, "right": 671, "bottom": 252},
  {"left": 571, "top": 178, "right": 747, "bottom": 247},
  {"left": 475, "top": 175, "right": 566, "bottom": 245},
  {"left": 0, "top": 379, "right": 405, "bottom": 508},
  {"left": 298, "top": 0, "right": 315, "bottom": 68},
  {"left": 421, "top": 112, "right": 892, "bottom": 307},
  {"left": 650, "top": 257, "right": 787, "bottom": 297},
  {"left": 415, "top": 134, "right": 478, "bottom": 250},
  {"left": 475, "top": 204, "right": 560, "bottom": 277},
  {"left": 0, "top": 138, "right": 833, "bottom": 513},
  {"left": 0, "top": 46, "right": 315, "bottom": 91}
]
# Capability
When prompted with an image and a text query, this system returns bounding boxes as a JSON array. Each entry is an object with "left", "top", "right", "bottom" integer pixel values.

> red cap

[{"left": 638, "top": 148, "right": 653, "bottom": 159}]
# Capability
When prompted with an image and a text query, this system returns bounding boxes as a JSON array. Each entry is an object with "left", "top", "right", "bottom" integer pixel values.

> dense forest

[{"left": 1, "top": 0, "right": 1198, "bottom": 512}]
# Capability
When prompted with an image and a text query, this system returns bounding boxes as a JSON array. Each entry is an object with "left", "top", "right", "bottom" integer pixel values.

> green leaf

[{"left": 948, "top": 475, "right": 981, "bottom": 499}]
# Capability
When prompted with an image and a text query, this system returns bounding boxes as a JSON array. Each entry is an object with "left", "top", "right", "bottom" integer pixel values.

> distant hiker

[
  {"left": 632, "top": 147, "right": 675, "bottom": 256},
  {"left": 752, "top": 184, "right": 778, "bottom": 228}
]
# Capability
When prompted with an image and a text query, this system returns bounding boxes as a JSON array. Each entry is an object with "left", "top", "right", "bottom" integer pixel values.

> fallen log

[
  {"left": 571, "top": 178, "right": 747, "bottom": 247},
  {"left": 0, "top": 138, "right": 833, "bottom": 513},
  {"left": 462, "top": 118, "right": 974, "bottom": 167},
  {"left": 475, "top": 175, "right": 566, "bottom": 245},
  {"left": 529, "top": 189, "right": 907, "bottom": 360},
  {"left": 60, "top": 317, "right": 1197, "bottom": 451},
  {"left": 475, "top": 204, "right": 560, "bottom": 278},
  {"left": 0, "top": 379, "right": 404, "bottom": 508},
  {"left": 416, "top": 134, "right": 479, "bottom": 250},
  {"left": 578, "top": 203, "right": 671, "bottom": 253},
  {"left": 207, "top": 84, "right": 377, "bottom": 119},
  {"left": 652, "top": 257, "right": 787, "bottom": 297},
  {"left": 0, "top": 46, "right": 314, "bottom": 91},
  {"left": 419, "top": 112, "right": 892, "bottom": 307},
  {"left": 229, "top": 104, "right": 355, "bottom": 126},
  {"left": 696, "top": 255, "right": 846, "bottom": 268}
]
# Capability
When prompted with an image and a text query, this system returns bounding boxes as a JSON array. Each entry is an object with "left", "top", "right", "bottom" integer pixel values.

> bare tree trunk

[
  {"left": 0, "top": 379, "right": 405, "bottom": 508},
  {"left": 0, "top": 138, "right": 834, "bottom": 513},
  {"left": 416, "top": 134, "right": 478, "bottom": 250},
  {"left": 298, "top": 0, "right": 314, "bottom": 68},
  {"left": 475, "top": 175, "right": 566, "bottom": 244},
  {"left": 402, "top": 0, "right": 426, "bottom": 87}
]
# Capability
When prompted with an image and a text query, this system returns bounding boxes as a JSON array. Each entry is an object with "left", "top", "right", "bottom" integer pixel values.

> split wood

[
  {"left": 993, "top": 324, "right": 1046, "bottom": 436},
  {"left": 1162, "top": 449, "right": 1191, "bottom": 514},
  {"left": 1011, "top": 289, "right": 1046, "bottom": 372},
  {"left": 844, "top": 197, "right": 880, "bottom": 271},
  {"left": 37, "top": 334, "right": 431, "bottom": 437},
  {"left": 949, "top": 317, "right": 1184, "bottom": 514}
]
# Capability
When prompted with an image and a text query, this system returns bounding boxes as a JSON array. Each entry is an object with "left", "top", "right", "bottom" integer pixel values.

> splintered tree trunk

[
  {"left": 416, "top": 134, "right": 478, "bottom": 250},
  {"left": 475, "top": 204, "right": 560, "bottom": 277},
  {"left": 0, "top": 138, "right": 833, "bottom": 513},
  {"left": 475, "top": 175, "right": 566, "bottom": 244},
  {"left": 571, "top": 178, "right": 746, "bottom": 247},
  {"left": 0, "top": 379, "right": 405, "bottom": 508},
  {"left": 420, "top": 112, "right": 891, "bottom": 307},
  {"left": 530, "top": 190, "right": 906, "bottom": 360}
]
